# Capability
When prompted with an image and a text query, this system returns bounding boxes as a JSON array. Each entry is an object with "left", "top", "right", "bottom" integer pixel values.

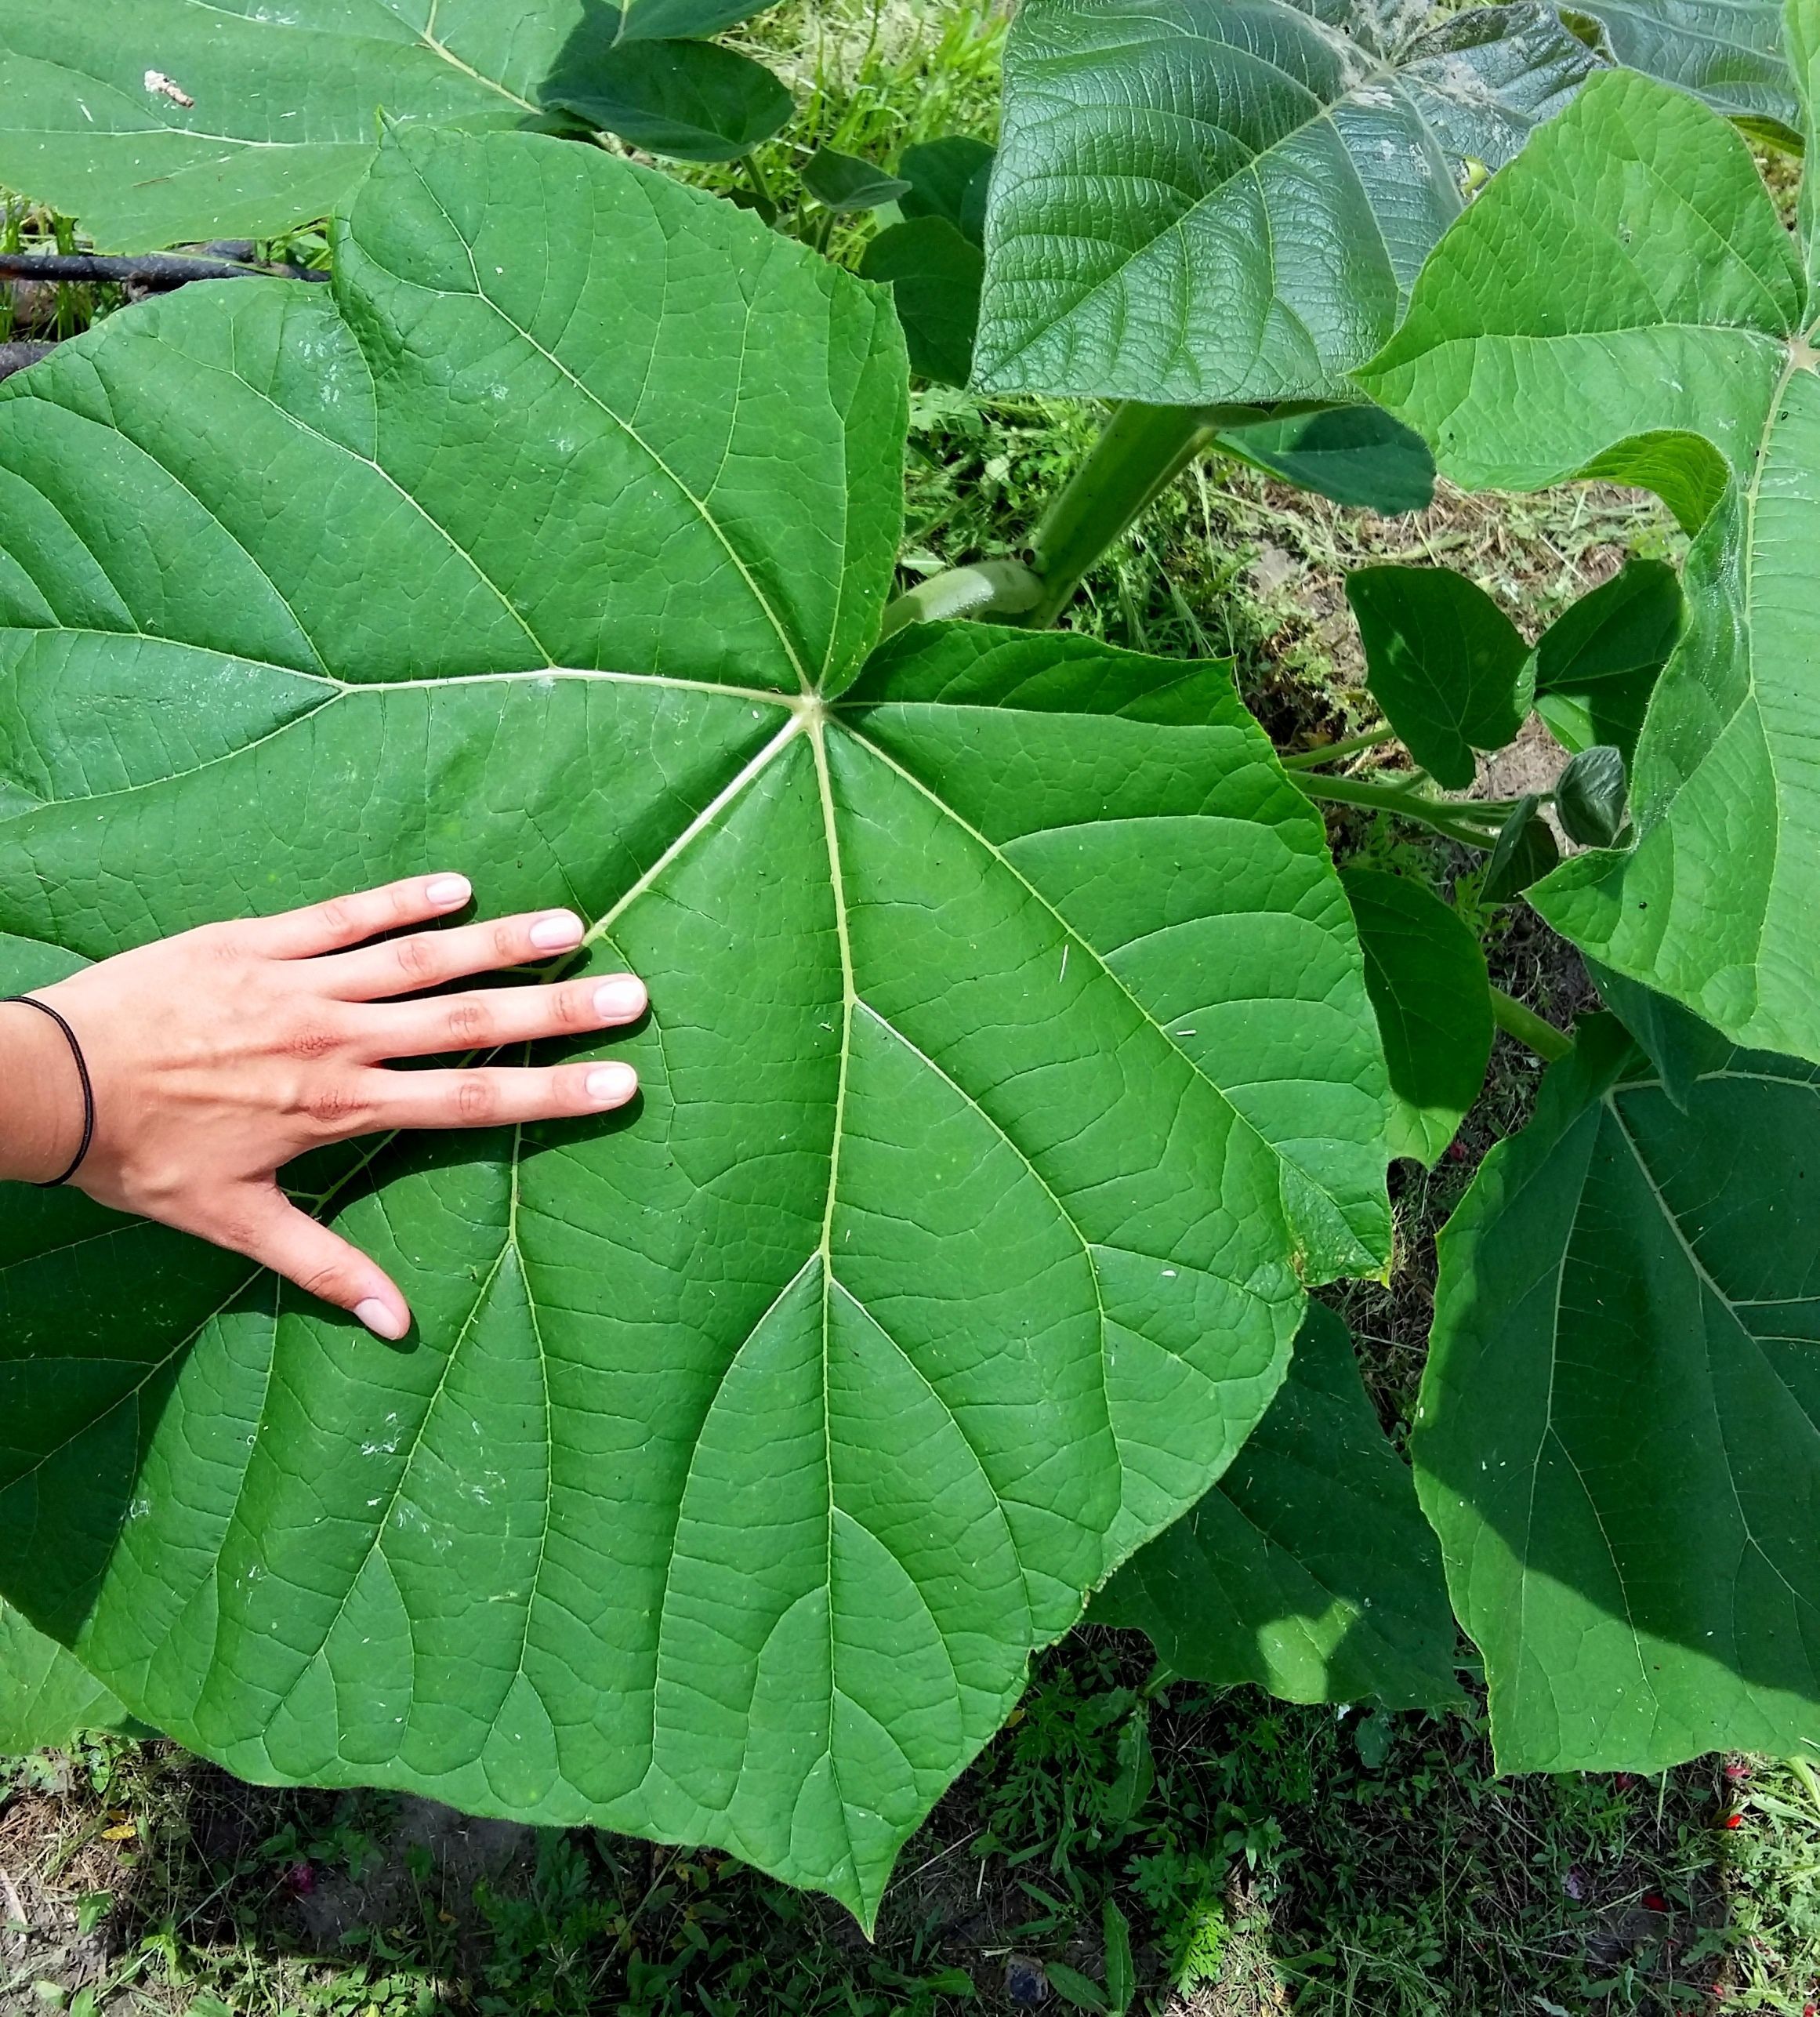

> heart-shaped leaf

[
  {"left": 802, "top": 148, "right": 912, "bottom": 214},
  {"left": 1344, "top": 869, "right": 1493, "bottom": 1167},
  {"left": 1361, "top": 65, "right": 1820, "bottom": 1061},
  {"left": 1416, "top": 1014, "right": 1820, "bottom": 1769},
  {"left": 0, "top": 129, "right": 1389, "bottom": 1921},
  {"left": 546, "top": 37, "right": 791, "bottom": 158},
  {"left": 973, "top": 0, "right": 1599, "bottom": 403},
  {"left": 1555, "top": 745, "right": 1629, "bottom": 848},
  {"left": 1093, "top": 1301, "right": 1461, "bottom": 1709},
  {"left": 898, "top": 137, "right": 995, "bottom": 247},
  {"left": 1346, "top": 567, "right": 1533, "bottom": 789},
  {"left": 1532, "top": 559, "right": 1683, "bottom": 764}
]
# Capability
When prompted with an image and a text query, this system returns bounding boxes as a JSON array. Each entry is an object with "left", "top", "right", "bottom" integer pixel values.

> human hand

[{"left": 0, "top": 874, "right": 644, "bottom": 1339}]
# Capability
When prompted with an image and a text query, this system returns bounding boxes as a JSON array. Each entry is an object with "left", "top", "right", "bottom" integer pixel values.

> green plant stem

[
  {"left": 1290, "top": 770, "right": 1514, "bottom": 847},
  {"left": 879, "top": 559, "right": 1044, "bottom": 637},
  {"left": 1279, "top": 726, "right": 1394, "bottom": 771},
  {"left": 741, "top": 151, "right": 778, "bottom": 220},
  {"left": 1488, "top": 987, "right": 1573, "bottom": 1063}
]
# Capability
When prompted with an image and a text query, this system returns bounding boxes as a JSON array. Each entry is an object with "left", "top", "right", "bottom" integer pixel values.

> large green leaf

[
  {"left": 1360, "top": 63, "right": 1820, "bottom": 1062},
  {"left": 1093, "top": 1301, "right": 1461, "bottom": 1709},
  {"left": 1415, "top": 1014, "right": 1820, "bottom": 1769},
  {"left": 1343, "top": 869, "right": 1492, "bottom": 1166},
  {"left": 0, "top": 1603, "right": 143, "bottom": 1754},
  {"left": 1215, "top": 405, "right": 1436, "bottom": 514},
  {"left": 0, "top": 2, "right": 586, "bottom": 251},
  {"left": 1564, "top": 0, "right": 1801, "bottom": 145},
  {"left": 0, "top": 129, "right": 1390, "bottom": 1921},
  {"left": 544, "top": 37, "right": 792, "bottom": 161},
  {"left": 972, "top": 0, "right": 1599, "bottom": 404}
]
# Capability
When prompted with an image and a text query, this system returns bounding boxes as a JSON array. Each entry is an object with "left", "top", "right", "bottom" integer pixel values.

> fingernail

[
  {"left": 586, "top": 1063, "right": 638, "bottom": 1107},
  {"left": 355, "top": 1297, "right": 408, "bottom": 1341},
  {"left": 593, "top": 978, "right": 647, "bottom": 1021},
  {"left": 425, "top": 875, "right": 470, "bottom": 909},
  {"left": 529, "top": 909, "right": 585, "bottom": 951}
]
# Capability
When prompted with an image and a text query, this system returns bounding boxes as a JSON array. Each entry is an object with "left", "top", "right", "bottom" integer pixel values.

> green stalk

[
  {"left": 741, "top": 152, "right": 778, "bottom": 225},
  {"left": 1290, "top": 770, "right": 1514, "bottom": 847},
  {"left": 1278, "top": 726, "right": 1394, "bottom": 771},
  {"left": 1489, "top": 986, "right": 1573, "bottom": 1064},
  {"left": 878, "top": 559, "right": 1044, "bottom": 638}
]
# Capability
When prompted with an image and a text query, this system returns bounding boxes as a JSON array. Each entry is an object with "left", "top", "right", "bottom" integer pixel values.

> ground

[{"left": 4, "top": 2, "right": 1818, "bottom": 2012}]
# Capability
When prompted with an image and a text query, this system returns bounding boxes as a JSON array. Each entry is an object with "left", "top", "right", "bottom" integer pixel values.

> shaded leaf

[
  {"left": 1346, "top": 566, "right": 1532, "bottom": 789},
  {"left": 0, "top": 1604, "right": 145, "bottom": 1754},
  {"left": 973, "top": 0, "right": 1599, "bottom": 402},
  {"left": 1343, "top": 868, "right": 1493, "bottom": 1167},
  {"left": 1216, "top": 404, "right": 1436, "bottom": 513},
  {"left": 1532, "top": 558, "right": 1684, "bottom": 763},
  {"left": 899, "top": 136, "right": 996, "bottom": 246},
  {"left": 610, "top": 0, "right": 777, "bottom": 38},
  {"left": 1091, "top": 1303, "right": 1462, "bottom": 1710},
  {"left": 545, "top": 36, "right": 791, "bottom": 158},
  {"left": 1361, "top": 67, "right": 1820, "bottom": 1061},
  {"left": 860, "top": 216, "right": 984, "bottom": 387},
  {"left": 1481, "top": 794, "right": 1561, "bottom": 901},
  {"left": 1415, "top": 1016, "right": 1820, "bottom": 1770},
  {"left": 1555, "top": 744, "right": 1628, "bottom": 847},
  {"left": 1562, "top": 0, "right": 1800, "bottom": 146},
  {"left": 802, "top": 147, "right": 912, "bottom": 213},
  {"left": 0, "top": 129, "right": 1389, "bottom": 1922},
  {"left": 1588, "top": 960, "right": 1730, "bottom": 1109}
]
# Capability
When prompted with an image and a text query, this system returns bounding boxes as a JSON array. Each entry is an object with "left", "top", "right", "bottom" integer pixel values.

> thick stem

[
  {"left": 1291, "top": 770, "right": 1515, "bottom": 847},
  {"left": 1489, "top": 986, "right": 1573, "bottom": 1063},
  {"left": 878, "top": 559, "right": 1043, "bottom": 638},
  {"left": 1278, "top": 725, "right": 1394, "bottom": 771}
]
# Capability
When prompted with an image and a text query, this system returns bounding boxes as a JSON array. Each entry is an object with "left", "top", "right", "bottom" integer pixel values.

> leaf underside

[
  {"left": 1565, "top": 0, "right": 1801, "bottom": 144},
  {"left": 1092, "top": 1299, "right": 1462, "bottom": 1710},
  {"left": 0, "top": 130, "right": 1389, "bottom": 1921},
  {"left": 972, "top": 0, "right": 1599, "bottom": 403},
  {"left": 1361, "top": 64, "right": 1820, "bottom": 1063},
  {"left": 1416, "top": 1015, "right": 1820, "bottom": 1771}
]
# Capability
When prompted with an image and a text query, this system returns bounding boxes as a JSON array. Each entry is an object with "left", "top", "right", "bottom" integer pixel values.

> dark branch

[{"left": 0, "top": 251, "right": 328, "bottom": 288}]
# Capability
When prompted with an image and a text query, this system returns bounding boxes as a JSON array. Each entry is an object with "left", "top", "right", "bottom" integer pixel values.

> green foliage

[
  {"left": 800, "top": 147, "right": 911, "bottom": 213},
  {"left": 1416, "top": 1008, "right": 1820, "bottom": 1772},
  {"left": 0, "top": 1602, "right": 141, "bottom": 1754},
  {"left": 1213, "top": 406, "right": 1437, "bottom": 515},
  {"left": 859, "top": 216, "right": 984, "bottom": 386},
  {"left": 543, "top": 35, "right": 793, "bottom": 158},
  {"left": 1091, "top": 1302, "right": 1463, "bottom": 1709},
  {"left": 1554, "top": 744, "right": 1630, "bottom": 848},
  {"left": 1362, "top": 61, "right": 1820, "bottom": 1060},
  {"left": 1563, "top": 0, "right": 1803, "bottom": 144},
  {"left": 1345, "top": 566, "right": 1533, "bottom": 789},
  {"left": 1531, "top": 557, "right": 1682, "bottom": 763},
  {"left": 1343, "top": 869, "right": 1495, "bottom": 1169},
  {"left": 0, "top": 126, "right": 1403, "bottom": 1921},
  {"left": 972, "top": 0, "right": 1598, "bottom": 403}
]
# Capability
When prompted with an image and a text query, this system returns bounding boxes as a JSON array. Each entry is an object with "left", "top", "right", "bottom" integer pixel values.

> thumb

[{"left": 223, "top": 1184, "right": 412, "bottom": 1341}]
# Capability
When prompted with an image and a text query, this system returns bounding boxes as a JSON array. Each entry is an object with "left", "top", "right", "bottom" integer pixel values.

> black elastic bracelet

[{"left": 3, "top": 996, "right": 96, "bottom": 1187}]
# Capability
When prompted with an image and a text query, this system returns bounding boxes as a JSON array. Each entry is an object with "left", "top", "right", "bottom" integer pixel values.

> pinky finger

[{"left": 367, "top": 1059, "right": 640, "bottom": 1133}]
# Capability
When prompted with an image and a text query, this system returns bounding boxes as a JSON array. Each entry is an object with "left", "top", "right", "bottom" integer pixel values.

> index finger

[{"left": 242, "top": 874, "right": 474, "bottom": 960}]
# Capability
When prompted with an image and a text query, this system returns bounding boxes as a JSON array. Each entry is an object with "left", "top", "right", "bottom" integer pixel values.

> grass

[{"left": 3, "top": 3, "right": 1818, "bottom": 2012}]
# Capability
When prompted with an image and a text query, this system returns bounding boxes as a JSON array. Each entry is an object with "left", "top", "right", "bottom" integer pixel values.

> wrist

[{"left": 0, "top": 998, "right": 87, "bottom": 1184}]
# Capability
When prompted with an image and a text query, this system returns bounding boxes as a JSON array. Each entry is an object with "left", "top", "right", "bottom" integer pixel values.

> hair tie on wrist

[{"left": 4, "top": 996, "right": 96, "bottom": 1188}]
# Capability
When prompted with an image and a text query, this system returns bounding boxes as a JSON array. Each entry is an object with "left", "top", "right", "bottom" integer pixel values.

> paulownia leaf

[
  {"left": 1215, "top": 405, "right": 1437, "bottom": 514},
  {"left": 1346, "top": 567, "right": 1533, "bottom": 789},
  {"left": 1555, "top": 744, "right": 1629, "bottom": 847},
  {"left": 1588, "top": 959, "right": 1730, "bottom": 1108},
  {"left": 0, "top": 1602, "right": 143, "bottom": 1754},
  {"left": 1481, "top": 794, "right": 1561, "bottom": 899},
  {"left": 972, "top": 0, "right": 1600, "bottom": 403},
  {"left": 1563, "top": 0, "right": 1801, "bottom": 146},
  {"left": 1415, "top": 1014, "right": 1820, "bottom": 1770},
  {"left": 860, "top": 218, "right": 985, "bottom": 388},
  {"left": 898, "top": 137, "right": 996, "bottom": 246},
  {"left": 0, "top": 129, "right": 1390, "bottom": 1922},
  {"left": 1092, "top": 1301, "right": 1461, "bottom": 1710},
  {"left": 803, "top": 148, "right": 912, "bottom": 214},
  {"left": 1361, "top": 63, "right": 1820, "bottom": 1061},
  {"left": 1343, "top": 869, "right": 1492, "bottom": 1166},
  {"left": 1532, "top": 558, "right": 1683, "bottom": 763},
  {"left": 545, "top": 37, "right": 792, "bottom": 160}
]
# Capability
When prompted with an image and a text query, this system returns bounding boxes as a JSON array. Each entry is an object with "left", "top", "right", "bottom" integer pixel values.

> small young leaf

[
  {"left": 1533, "top": 559, "right": 1683, "bottom": 763},
  {"left": 1343, "top": 868, "right": 1493, "bottom": 1168},
  {"left": 546, "top": 38, "right": 792, "bottom": 160},
  {"left": 859, "top": 216, "right": 984, "bottom": 387},
  {"left": 1347, "top": 567, "right": 1532, "bottom": 789},
  {"left": 1555, "top": 745, "right": 1628, "bottom": 848},
  {"left": 1046, "top": 1963, "right": 1111, "bottom": 2015},
  {"left": 1354, "top": 1707, "right": 1396, "bottom": 1769},
  {"left": 1103, "top": 1901, "right": 1135, "bottom": 2017},
  {"left": 1481, "top": 795, "right": 1561, "bottom": 901},
  {"left": 899, "top": 136, "right": 996, "bottom": 245},
  {"left": 1091, "top": 1303, "right": 1462, "bottom": 1709},
  {"left": 801, "top": 147, "right": 912, "bottom": 213},
  {"left": 1216, "top": 404, "right": 1436, "bottom": 514}
]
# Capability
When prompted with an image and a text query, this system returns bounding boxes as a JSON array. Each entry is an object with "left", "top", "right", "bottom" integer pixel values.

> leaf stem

[
  {"left": 1289, "top": 769, "right": 1515, "bottom": 847},
  {"left": 879, "top": 559, "right": 1044, "bottom": 638},
  {"left": 741, "top": 151, "right": 779, "bottom": 223},
  {"left": 1488, "top": 987, "right": 1573, "bottom": 1063},
  {"left": 1278, "top": 725, "right": 1394, "bottom": 771}
]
